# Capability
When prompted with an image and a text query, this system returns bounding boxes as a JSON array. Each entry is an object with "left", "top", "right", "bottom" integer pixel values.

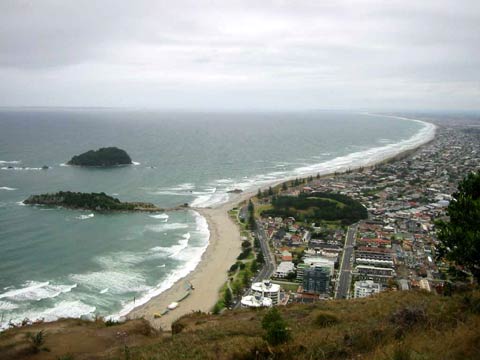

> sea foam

[
  {"left": 0, "top": 300, "right": 97, "bottom": 331},
  {"left": 111, "top": 210, "right": 210, "bottom": 320},
  {"left": 0, "top": 281, "right": 77, "bottom": 302},
  {"left": 0, "top": 160, "right": 20, "bottom": 164},
  {"left": 77, "top": 213, "right": 94, "bottom": 220},
  {"left": 145, "top": 223, "right": 189, "bottom": 232},
  {"left": 188, "top": 116, "right": 436, "bottom": 209},
  {"left": 71, "top": 270, "right": 149, "bottom": 295},
  {"left": 149, "top": 213, "right": 169, "bottom": 220}
]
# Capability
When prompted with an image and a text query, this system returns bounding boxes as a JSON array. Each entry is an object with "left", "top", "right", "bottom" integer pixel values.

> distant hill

[
  {"left": 23, "top": 191, "right": 162, "bottom": 212},
  {"left": 67, "top": 147, "right": 132, "bottom": 166}
]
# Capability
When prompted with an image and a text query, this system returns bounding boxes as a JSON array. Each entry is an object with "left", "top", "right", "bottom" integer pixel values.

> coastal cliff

[
  {"left": 23, "top": 191, "right": 164, "bottom": 212},
  {"left": 67, "top": 147, "right": 132, "bottom": 166}
]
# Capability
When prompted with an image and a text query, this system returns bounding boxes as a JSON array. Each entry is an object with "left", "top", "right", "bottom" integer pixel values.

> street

[{"left": 335, "top": 224, "right": 357, "bottom": 299}]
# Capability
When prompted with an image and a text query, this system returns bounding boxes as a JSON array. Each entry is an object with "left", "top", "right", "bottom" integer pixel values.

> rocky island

[
  {"left": 67, "top": 147, "right": 132, "bottom": 167},
  {"left": 23, "top": 191, "right": 166, "bottom": 212}
]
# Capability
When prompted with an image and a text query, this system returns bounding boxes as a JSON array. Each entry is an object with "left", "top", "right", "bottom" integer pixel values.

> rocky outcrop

[
  {"left": 23, "top": 191, "right": 164, "bottom": 212},
  {"left": 67, "top": 147, "right": 132, "bottom": 167}
]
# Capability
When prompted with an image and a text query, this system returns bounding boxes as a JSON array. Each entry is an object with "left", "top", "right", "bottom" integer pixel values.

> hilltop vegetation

[
  {"left": 23, "top": 191, "right": 162, "bottom": 212},
  {"left": 261, "top": 192, "right": 368, "bottom": 225},
  {"left": 1, "top": 290, "right": 479, "bottom": 359},
  {"left": 67, "top": 147, "right": 132, "bottom": 166}
]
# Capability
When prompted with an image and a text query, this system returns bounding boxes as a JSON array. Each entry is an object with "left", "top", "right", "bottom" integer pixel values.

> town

[{"left": 229, "top": 118, "right": 480, "bottom": 309}]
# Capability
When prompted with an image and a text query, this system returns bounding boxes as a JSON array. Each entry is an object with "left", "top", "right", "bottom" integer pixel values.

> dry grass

[
  {"left": 128, "top": 290, "right": 480, "bottom": 360},
  {"left": 1, "top": 290, "right": 479, "bottom": 359}
]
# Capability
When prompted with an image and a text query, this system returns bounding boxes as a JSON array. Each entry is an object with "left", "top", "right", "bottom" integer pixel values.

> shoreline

[
  {"left": 127, "top": 117, "right": 437, "bottom": 331},
  {"left": 126, "top": 199, "right": 248, "bottom": 330}
]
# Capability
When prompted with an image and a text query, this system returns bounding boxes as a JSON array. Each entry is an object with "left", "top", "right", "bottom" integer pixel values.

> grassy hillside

[{"left": 2, "top": 290, "right": 479, "bottom": 359}]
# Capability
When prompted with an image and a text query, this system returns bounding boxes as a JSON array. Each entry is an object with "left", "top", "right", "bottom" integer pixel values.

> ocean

[{"left": 0, "top": 110, "right": 435, "bottom": 329}]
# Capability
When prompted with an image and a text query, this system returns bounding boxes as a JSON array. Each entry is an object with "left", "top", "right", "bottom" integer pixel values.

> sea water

[{"left": 0, "top": 110, "right": 434, "bottom": 329}]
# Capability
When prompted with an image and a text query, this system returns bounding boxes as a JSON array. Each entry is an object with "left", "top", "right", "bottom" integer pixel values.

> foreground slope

[{"left": 1, "top": 290, "right": 479, "bottom": 359}]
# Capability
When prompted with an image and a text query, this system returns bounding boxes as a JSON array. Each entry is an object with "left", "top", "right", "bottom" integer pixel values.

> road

[
  {"left": 253, "top": 220, "right": 276, "bottom": 281},
  {"left": 335, "top": 224, "right": 357, "bottom": 299},
  {"left": 233, "top": 220, "right": 275, "bottom": 308}
]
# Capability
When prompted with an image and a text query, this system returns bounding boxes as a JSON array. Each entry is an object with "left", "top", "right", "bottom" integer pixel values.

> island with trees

[
  {"left": 23, "top": 191, "right": 167, "bottom": 212},
  {"left": 67, "top": 147, "right": 133, "bottom": 167}
]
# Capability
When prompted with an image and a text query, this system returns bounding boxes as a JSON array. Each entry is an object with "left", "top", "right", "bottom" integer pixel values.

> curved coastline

[
  {"left": 126, "top": 115, "right": 436, "bottom": 330},
  {"left": 0, "top": 114, "right": 438, "bottom": 332}
]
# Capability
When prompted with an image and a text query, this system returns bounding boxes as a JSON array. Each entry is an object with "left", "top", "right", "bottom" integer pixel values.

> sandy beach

[{"left": 127, "top": 193, "right": 253, "bottom": 330}]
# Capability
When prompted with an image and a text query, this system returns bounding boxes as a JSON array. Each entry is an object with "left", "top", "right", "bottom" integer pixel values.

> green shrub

[
  {"left": 26, "top": 330, "right": 46, "bottom": 353},
  {"left": 241, "top": 240, "right": 251, "bottom": 249},
  {"left": 262, "top": 308, "right": 290, "bottom": 345}
]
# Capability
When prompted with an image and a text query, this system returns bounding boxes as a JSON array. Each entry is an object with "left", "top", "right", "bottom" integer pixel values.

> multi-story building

[
  {"left": 354, "top": 265, "right": 395, "bottom": 283},
  {"left": 354, "top": 280, "right": 381, "bottom": 298},
  {"left": 302, "top": 266, "right": 331, "bottom": 294},
  {"left": 240, "top": 295, "right": 272, "bottom": 308},
  {"left": 251, "top": 280, "right": 281, "bottom": 305}
]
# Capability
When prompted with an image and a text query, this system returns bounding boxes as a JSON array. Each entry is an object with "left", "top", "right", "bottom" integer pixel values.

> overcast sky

[{"left": 0, "top": 0, "right": 479, "bottom": 110}]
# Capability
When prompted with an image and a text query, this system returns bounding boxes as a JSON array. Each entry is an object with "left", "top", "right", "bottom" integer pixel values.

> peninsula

[
  {"left": 23, "top": 191, "right": 166, "bottom": 212},
  {"left": 67, "top": 147, "right": 132, "bottom": 166}
]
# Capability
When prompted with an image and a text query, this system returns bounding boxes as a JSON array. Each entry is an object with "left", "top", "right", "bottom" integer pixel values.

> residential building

[{"left": 354, "top": 280, "right": 381, "bottom": 298}]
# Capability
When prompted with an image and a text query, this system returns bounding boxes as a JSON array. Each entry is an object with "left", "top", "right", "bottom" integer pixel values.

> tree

[
  {"left": 436, "top": 171, "right": 480, "bottom": 282},
  {"left": 285, "top": 271, "right": 297, "bottom": 281},
  {"left": 223, "top": 288, "right": 233, "bottom": 308},
  {"left": 232, "top": 281, "right": 243, "bottom": 298},
  {"left": 242, "top": 271, "right": 250, "bottom": 287},
  {"left": 256, "top": 251, "right": 265, "bottom": 264},
  {"left": 241, "top": 240, "right": 251, "bottom": 249},
  {"left": 257, "top": 188, "right": 262, "bottom": 199},
  {"left": 268, "top": 186, "right": 274, "bottom": 196},
  {"left": 248, "top": 213, "right": 256, "bottom": 231},
  {"left": 250, "top": 259, "right": 259, "bottom": 273},
  {"left": 248, "top": 200, "right": 254, "bottom": 213},
  {"left": 261, "top": 308, "right": 290, "bottom": 345},
  {"left": 282, "top": 182, "right": 288, "bottom": 191}
]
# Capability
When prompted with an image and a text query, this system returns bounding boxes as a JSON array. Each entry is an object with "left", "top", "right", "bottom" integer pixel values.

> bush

[
  {"left": 224, "top": 289, "right": 233, "bottom": 308},
  {"left": 26, "top": 330, "right": 46, "bottom": 353},
  {"left": 314, "top": 312, "right": 339, "bottom": 328},
  {"left": 104, "top": 319, "right": 120, "bottom": 327},
  {"left": 462, "top": 293, "right": 480, "bottom": 314},
  {"left": 237, "top": 247, "right": 252, "bottom": 260},
  {"left": 57, "top": 355, "right": 74, "bottom": 360},
  {"left": 241, "top": 240, "right": 251, "bottom": 249},
  {"left": 390, "top": 305, "right": 427, "bottom": 337},
  {"left": 229, "top": 262, "right": 239, "bottom": 273},
  {"left": 392, "top": 345, "right": 412, "bottom": 360},
  {"left": 262, "top": 308, "right": 290, "bottom": 345},
  {"left": 171, "top": 321, "right": 186, "bottom": 335},
  {"left": 212, "top": 301, "right": 223, "bottom": 315}
]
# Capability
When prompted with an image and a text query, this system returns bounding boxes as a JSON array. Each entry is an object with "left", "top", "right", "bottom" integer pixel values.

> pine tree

[
  {"left": 436, "top": 171, "right": 480, "bottom": 282},
  {"left": 262, "top": 308, "right": 290, "bottom": 345}
]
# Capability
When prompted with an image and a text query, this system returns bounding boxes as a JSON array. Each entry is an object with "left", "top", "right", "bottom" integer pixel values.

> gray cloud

[{"left": 0, "top": 0, "right": 479, "bottom": 110}]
